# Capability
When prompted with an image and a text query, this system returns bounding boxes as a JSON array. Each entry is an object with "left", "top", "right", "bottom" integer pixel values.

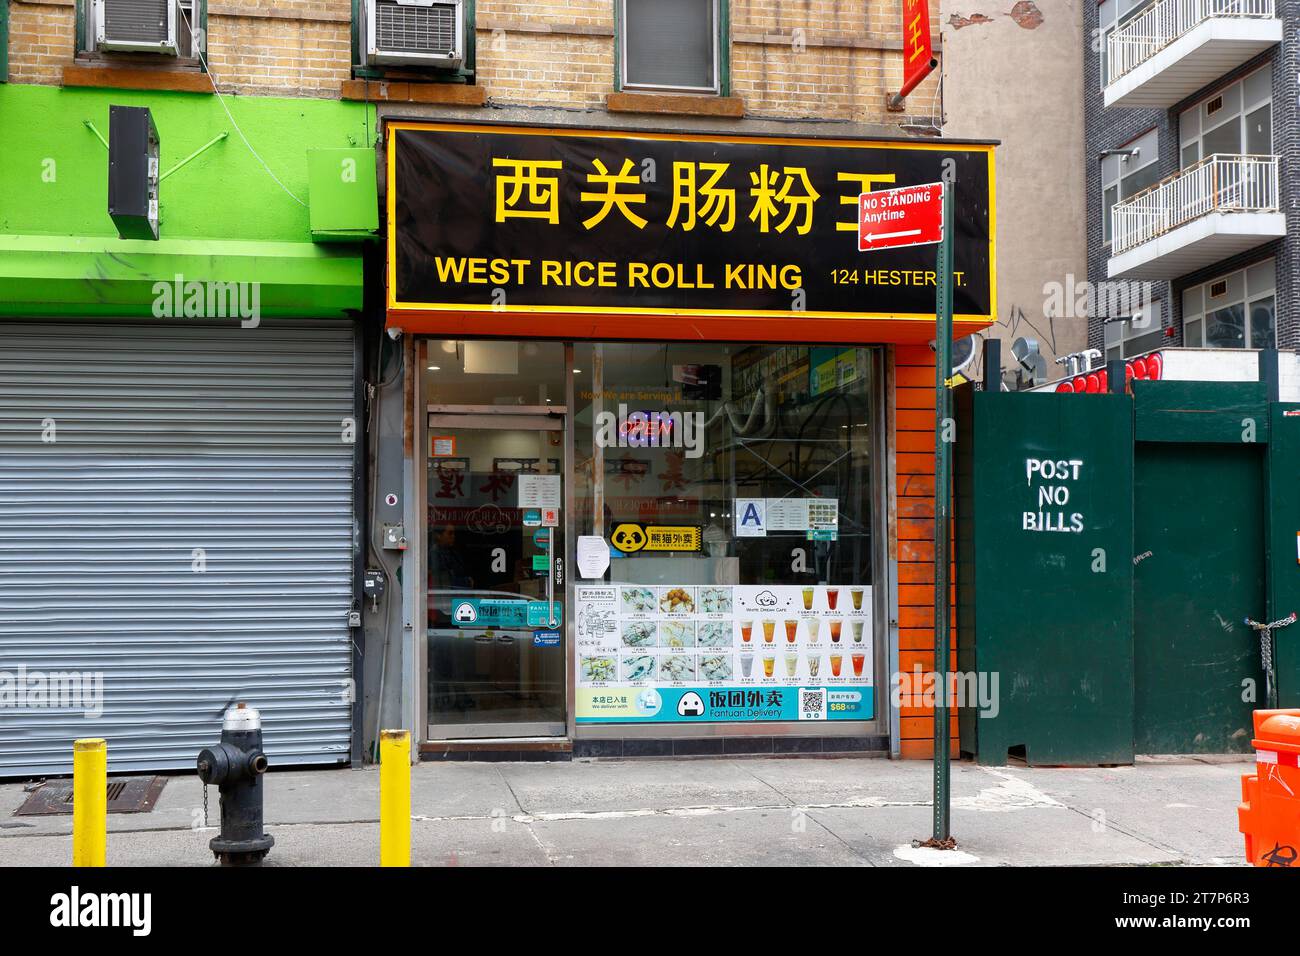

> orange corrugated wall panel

[{"left": 893, "top": 344, "right": 958, "bottom": 759}]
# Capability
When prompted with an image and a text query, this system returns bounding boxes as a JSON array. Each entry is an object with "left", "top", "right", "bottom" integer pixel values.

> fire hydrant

[{"left": 196, "top": 703, "right": 275, "bottom": 866}]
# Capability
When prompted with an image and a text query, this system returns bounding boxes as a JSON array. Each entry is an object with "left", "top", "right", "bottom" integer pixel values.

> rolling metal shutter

[{"left": 0, "top": 321, "right": 356, "bottom": 777}]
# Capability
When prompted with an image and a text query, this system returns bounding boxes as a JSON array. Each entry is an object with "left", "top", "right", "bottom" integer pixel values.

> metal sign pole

[{"left": 932, "top": 182, "right": 955, "bottom": 843}]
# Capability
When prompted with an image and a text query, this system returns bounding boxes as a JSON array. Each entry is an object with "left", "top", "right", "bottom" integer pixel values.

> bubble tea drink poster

[{"left": 575, "top": 584, "right": 873, "bottom": 723}]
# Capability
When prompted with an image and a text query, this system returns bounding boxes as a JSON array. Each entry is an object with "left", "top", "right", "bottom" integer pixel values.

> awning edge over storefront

[
  {"left": 0, "top": 234, "right": 363, "bottom": 318},
  {"left": 384, "top": 309, "right": 991, "bottom": 345}
]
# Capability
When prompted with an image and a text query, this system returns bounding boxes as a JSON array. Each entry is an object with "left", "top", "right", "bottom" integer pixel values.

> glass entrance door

[{"left": 425, "top": 413, "right": 567, "bottom": 738}]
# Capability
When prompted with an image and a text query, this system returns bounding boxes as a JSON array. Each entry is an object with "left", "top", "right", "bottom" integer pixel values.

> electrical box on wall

[
  {"left": 307, "top": 148, "right": 379, "bottom": 243},
  {"left": 382, "top": 524, "right": 407, "bottom": 550},
  {"left": 108, "top": 105, "right": 160, "bottom": 241}
]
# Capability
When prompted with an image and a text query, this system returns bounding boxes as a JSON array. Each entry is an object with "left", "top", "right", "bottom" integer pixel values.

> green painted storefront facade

[
  {"left": 0, "top": 84, "right": 376, "bottom": 314},
  {"left": 0, "top": 83, "right": 378, "bottom": 773}
]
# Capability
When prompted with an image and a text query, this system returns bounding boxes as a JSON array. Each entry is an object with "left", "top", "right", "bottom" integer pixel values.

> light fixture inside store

[{"left": 427, "top": 366, "right": 440, "bottom": 371}]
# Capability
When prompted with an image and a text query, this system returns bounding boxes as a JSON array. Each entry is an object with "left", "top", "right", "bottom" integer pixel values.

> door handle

[{"left": 546, "top": 523, "right": 558, "bottom": 629}]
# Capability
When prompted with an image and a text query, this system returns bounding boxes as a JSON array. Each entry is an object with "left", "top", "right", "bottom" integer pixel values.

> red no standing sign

[{"left": 857, "top": 181, "right": 945, "bottom": 252}]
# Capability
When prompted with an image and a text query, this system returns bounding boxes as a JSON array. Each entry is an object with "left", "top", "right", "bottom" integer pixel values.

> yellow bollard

[
  {"left": 379, "top": 729, "right": 411, "bottom": 867},
  {"left": 72, "top": 738, "right": 107, "bottom": 867}
]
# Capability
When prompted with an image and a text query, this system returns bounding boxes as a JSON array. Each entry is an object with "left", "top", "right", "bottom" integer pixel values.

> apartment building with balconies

[{"left": 1086, "top": 0, "right": 1293, "bottom": 358}]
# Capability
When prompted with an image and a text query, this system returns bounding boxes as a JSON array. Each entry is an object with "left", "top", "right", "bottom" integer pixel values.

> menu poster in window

[
  {"left": 517, "top": 474, "right": 561, "bottom": 510},
  {"left": 575, "top": 584, "right": 873, "bottom": 724},
  {"left": 807, "top": 498, "right": 839, "bottom": 540},
  {"left": 766, "top": 498, "right": 809, "bottom": 532}
]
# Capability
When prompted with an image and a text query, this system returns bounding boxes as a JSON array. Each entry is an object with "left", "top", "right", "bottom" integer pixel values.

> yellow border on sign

[{"left": 385, "top": 121, "right": 998, "bottom": 325}]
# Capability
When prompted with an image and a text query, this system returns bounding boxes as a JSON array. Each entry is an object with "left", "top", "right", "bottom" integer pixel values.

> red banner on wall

[{"left": 899, "top": 0, "right": 938, "bottom": 100}]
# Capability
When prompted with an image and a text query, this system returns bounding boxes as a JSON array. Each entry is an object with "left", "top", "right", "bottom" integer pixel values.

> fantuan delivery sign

[{"left": 387, "top": 122, "right": 996, "bottom": 337}]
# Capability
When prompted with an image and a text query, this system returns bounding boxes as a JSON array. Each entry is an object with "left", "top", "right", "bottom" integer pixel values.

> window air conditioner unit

[
  {"left": 94, "top": 0, "right": 186, "bottom": 55},
  {"left": 363, "top": 0, "right": 464, "bottom": 69}
]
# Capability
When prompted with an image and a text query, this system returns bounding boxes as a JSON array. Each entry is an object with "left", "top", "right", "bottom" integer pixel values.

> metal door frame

[{"left": 416, "top": 344, "right": 575, "bottom": 742}]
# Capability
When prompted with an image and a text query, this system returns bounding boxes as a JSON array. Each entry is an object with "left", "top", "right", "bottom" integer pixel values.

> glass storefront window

[
  {"left": 424, "top": 340, "right": 566, "bottom": 407},
  {"left": 571, "top": 342, "right": 878, "bottom": 728}
]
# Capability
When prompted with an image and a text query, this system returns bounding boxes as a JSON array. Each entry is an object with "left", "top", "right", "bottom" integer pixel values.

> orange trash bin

[{"left": 1238, "top": 709, "right": 1300, "bottom": 868}]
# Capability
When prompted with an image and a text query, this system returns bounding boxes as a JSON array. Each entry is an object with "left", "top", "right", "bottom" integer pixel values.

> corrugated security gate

[{"left": 0, "top": 321, "right": 356, "bottom": 776}]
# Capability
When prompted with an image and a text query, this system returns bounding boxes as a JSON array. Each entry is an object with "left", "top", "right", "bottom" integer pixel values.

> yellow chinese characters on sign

[
  {"left": 610, "top": 522, "right": 702, "bottom": 554},
  {"left": 581, "top": 158, "right": 648, "bottom": 230},
  {"left": 836, "top": 172, "right": 898, "bottom": 232},
  {"left": 668, "top": 162, "right": 736, "bottom": 232},
  {"left": 749, "top": 165, "right": 820, "bottom": 234},
  {"left": 493, "top": 158, "right": 563, "bottom": 224},
  {"left": 645, "top": 526, "right": 702, "bottom": 552},
  {"left": 905, "top": 0, "right": 931, "bottom": 70}
]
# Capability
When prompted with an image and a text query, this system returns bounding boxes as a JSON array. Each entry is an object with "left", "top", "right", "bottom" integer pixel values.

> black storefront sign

[{"left": 389, "top": 123, "right": 995, "bottom": 321}]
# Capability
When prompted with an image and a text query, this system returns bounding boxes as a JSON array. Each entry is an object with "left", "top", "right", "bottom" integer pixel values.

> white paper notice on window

[
  {"left": 577, "top": 535, "right": 611, "bottom": 579},
  {"left": 766, "top": 498, "right": 810, "bottom": 532},
  {"left": 518, "top": 474, "right": 561, "bottom": 510}
]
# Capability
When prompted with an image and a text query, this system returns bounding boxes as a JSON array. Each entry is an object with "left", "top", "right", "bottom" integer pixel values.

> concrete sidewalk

[{"left": 0, "top": 755, "right": 1252, "bottom": 866}]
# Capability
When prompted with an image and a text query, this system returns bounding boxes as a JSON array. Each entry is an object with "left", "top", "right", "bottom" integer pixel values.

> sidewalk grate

[{"left": 14, "top": 776, "right": 167, "bottom": 816}]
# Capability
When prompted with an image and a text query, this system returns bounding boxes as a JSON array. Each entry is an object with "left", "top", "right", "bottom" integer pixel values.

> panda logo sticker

[
  {"left": 677, "top": 691, "right": 706, "bottom": 718},
  {"left": 611, "top": 523, "right": 648, "bottom": 553}
]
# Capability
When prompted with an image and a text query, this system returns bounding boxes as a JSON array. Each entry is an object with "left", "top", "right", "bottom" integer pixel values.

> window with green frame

[
  {"left": 76, "top": 0, "right": 207, "bottom": 62},
  {"left": 617, "top": 0, "right": 730, "bottom": 95},
  {"left": 1, "top": 0, "right": 10, "bottom": 83}
]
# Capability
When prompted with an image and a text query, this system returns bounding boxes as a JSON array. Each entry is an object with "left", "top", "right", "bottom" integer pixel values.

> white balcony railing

[
  {"left": 1107, "top": 0, "right": 1275, "bottom": 86},
  {"left": 1110, "top": 154, "right": 1279, "bottom": 255}
]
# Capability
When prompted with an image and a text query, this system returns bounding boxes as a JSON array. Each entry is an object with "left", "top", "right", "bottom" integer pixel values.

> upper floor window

[
  {"left": 1182, "top": 260, "right": 1276, "bottom": 349},
  {"left": 1179, "top": 67, "right": 1272, "bottom": 167},
  {"left": 1101, "top": 128, "right": 1159, "bottom": 245},
  {"left": 620, "top": 0, "right": 720, "bottom": 94}
]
